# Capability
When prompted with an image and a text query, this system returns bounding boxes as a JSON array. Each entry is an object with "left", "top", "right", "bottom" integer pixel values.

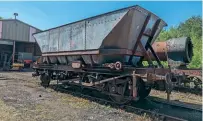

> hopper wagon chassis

[{"left": 33, "top": 61, "right": 181, "bottom": 104}]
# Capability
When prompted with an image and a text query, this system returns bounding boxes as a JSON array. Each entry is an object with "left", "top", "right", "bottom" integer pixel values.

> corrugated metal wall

[
  {"left": 2, "top": 20, "right": 30, "bottom": 42},
  {"left": 1, "top": 20, "right": 41, "bottom": 42},
  {"left": 0, "top": 21, "right": 2, "bottom": 39},
  {"left": 29, "top": 27, "right": 37, "bottom": 42},
  {"left": 0, "top": 20, "right": 42, "bottom": 56}
]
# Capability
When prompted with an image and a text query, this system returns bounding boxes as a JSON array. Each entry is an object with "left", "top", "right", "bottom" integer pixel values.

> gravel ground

[
  {"left": 150, "top": 90, "right": 202, "bottom": 105},
  {"left": 0, "top": 71, "right": 202, "bottom": 121},
  {"left": 0, "top": 71, "right": 152, "bottom": 121}
]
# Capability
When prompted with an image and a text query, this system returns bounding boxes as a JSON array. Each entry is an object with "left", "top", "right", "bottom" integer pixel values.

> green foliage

[
  {"left": 142, "top": 61, "right": 169, "bottom": 68},
  {"left": 157, "top": 27, "right": 181, "bottom": 41},
  {"left": 156, "top": 16, "right": 202, "bottom": 68},
  {"left": 178, "top": 16, "right": 202, "bottom": 39},
  {"left": 0, "top": 16, "right": 3, "bottom": 20}
]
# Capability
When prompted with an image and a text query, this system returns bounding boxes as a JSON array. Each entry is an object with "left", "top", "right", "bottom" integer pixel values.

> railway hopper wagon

[{"left": 32, "top": 5, "right": 188, "bottom": 104}]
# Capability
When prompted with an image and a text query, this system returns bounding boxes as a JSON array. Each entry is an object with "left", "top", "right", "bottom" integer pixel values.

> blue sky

[{"left": 0, "top": 1, "right": 201, "bottom": 30}]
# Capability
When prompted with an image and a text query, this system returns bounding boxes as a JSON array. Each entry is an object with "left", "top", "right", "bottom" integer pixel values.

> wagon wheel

[
  {"left": 40, "top": 73, "right": 51, "bottom": 88},
  {"left": 108, "top": 77, "right": 132, "bottom": 104},
  {"left": 136, "top": 77, "right": 151, "bottom": 100},
  {"left": 95, "top": 75, "right": 107, "bottom": 91}
]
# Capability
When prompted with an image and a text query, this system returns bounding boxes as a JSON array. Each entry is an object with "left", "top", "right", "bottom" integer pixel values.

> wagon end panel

[
  {"left": 85, "top": 9, "right": 128, "bottom": 50},
  {"left": 100, "top": 8, "right": 148, "bottom": 50},
  {"left": 33, "top": 31, "right": 49, "bottom": 53}
]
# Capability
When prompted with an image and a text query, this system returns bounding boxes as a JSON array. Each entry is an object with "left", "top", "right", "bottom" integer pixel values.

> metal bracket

[
  {"left": 132, "top": 71, "right": 137, "bottom": 98},
  {"left": 147, "top": 42, "right": 163, "bottom": 68},
  {"left": 139, "top": 19, "right": 163, "bottom": 67},
  {"left": 165, "top": 73, "right": 173, "bottom": 101},
  {"left": 129, "top": 14, "right": 151, "bottom": 64}
]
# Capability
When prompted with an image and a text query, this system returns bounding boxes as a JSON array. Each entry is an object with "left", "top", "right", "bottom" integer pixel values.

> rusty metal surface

[
  {"left": 144, "top": 41, "right": 167, "bottom": 60},
  {"left": 41, "top": 49, "right": 146, "bottom": 57},
  {"left": 135, "top": 68, "right": 171, "bottom": 76},
  {"left": 150, "top": 20, "right": 166, "bottom": 44},
  {"left": 86, "top": 9, "right": 128, "bottom": 49},
  {"left": 42, "top": 50, "right": 99, "bottom": 56},
  {"left": 172, "top": 68, "right": 202, "bottom": 77},
  {"left": 144, "top": 37, "right": 193, "bottom": 64},
  {"left": 100, "top": 9, "right": 146, "bottom": 50},
  {"left": 166, "top": 37, "right": 193, "bottom": 63}
]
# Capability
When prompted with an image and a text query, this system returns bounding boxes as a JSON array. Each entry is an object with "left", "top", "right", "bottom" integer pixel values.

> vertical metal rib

[{"left": 128, "top": 14, "right": 151, "bottom": 63}]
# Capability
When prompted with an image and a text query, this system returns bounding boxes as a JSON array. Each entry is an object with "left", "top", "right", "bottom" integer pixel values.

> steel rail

[
  {"left": 52, "top": 84, "right": 192, "bottom": 121},
  {"left": 0, "top": 75, "right": 201, "bottom": 121},
  {"left": 147, "top": 96, "right": 202, "bottom": 112}
]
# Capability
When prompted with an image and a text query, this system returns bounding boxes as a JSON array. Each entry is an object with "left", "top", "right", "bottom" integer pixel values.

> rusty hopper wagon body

[{"left": 32, "top": 5, "right": 188, "bottom": 104}]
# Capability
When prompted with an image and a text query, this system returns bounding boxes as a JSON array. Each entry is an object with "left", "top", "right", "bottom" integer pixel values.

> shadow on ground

[{"left": 48, "top": 84, "right": 202, "bottom": 121}]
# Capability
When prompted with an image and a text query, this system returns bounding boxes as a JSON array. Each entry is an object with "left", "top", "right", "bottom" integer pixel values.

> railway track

[
  {"left": 1, "top": 70, "right": 202, "bottom": 95},
  {"left": 153, "top": 86, "right": 202, "bottom": 95},
  {"left": 50, "top": 83, "right": 202, "bottom": 121},
  {"left": 147, "top": 96, "right": 202, "bottom": 112},
  {"left": 0, "top": 75, "right": 201, "bottom": 121},
  {"left": 173, "top": 87, "right": 202, "bottom": 95}
]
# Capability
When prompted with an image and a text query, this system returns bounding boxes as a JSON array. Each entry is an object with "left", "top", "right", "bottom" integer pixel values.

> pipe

[{"left": 144, "top": 37, "right": 193, "bottom": 63}]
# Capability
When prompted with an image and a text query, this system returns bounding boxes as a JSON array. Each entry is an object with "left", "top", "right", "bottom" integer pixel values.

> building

[{"left": 0, "top": 19, "right": 41, "bottom": 65}]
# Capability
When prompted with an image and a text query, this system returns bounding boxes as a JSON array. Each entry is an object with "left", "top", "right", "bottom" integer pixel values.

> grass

[
  {"left": 56, "top": 92, "right": 91, "bottom": 109},
  {"left": 34, "top": 104, "right": 55, "bottom": 120},
  {"left": 0, "top": 99, "right": 20, "bottom": 121},
  {"left": 2, "top": 72, "right": 201, "bottom": 121},
  {"left": 150, "top": 89, "right": 202, "bottom": 105}
]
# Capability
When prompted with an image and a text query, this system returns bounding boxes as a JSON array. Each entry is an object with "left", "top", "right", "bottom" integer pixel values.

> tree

[
  {"left": 0, "top": 16, "right": 3, "bottom": 20},
  {"left": 178, "top": 16, "right": 202, "bottom": 39},
  {"left": 157, "top": 26, "right": 181, "bottom": 41},
  {"left": 156, "top": 16, "right": 202, "bottom": 68}
]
